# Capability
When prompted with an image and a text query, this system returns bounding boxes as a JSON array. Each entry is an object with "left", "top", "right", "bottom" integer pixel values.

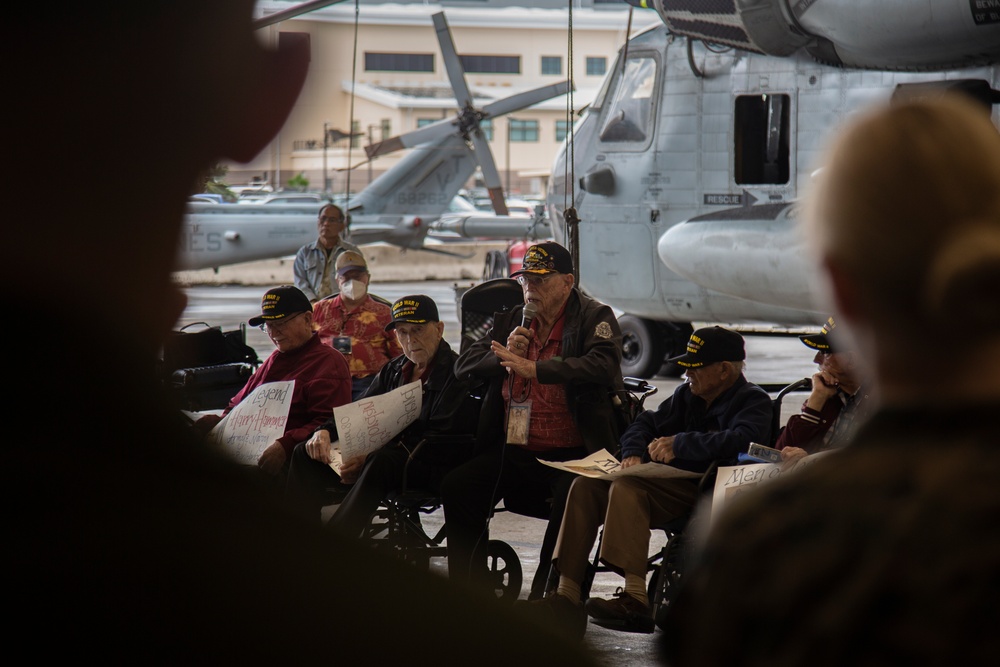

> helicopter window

[
  {"left": 734, "top": 94, "right": 791, "bottom": 185},
  {"left": 599, "top": 55, "right": 657, "bottom": 144}
]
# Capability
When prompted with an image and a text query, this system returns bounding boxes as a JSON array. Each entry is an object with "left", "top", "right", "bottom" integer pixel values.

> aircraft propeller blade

[
  {"left": 432, "top": 12, "right": 475, "bottom": 111},
  {"left": 481, "top": 80, "right": 573, "bottom": 119},
  {"left": 365, "top": 118, "right": 456, "bottom": 159},
  {"left": 469, "top": 129, "right": 508, "bottom": 216}
]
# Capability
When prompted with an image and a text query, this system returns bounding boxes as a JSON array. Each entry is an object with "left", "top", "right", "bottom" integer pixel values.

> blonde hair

[{"left": 804, "top": 95, "right": 1000, "bottom": 341}]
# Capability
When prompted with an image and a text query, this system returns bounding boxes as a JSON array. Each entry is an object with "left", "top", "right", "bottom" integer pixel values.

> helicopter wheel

[{"left": 619, "top": 315, "right": 667, "bottom": 379}]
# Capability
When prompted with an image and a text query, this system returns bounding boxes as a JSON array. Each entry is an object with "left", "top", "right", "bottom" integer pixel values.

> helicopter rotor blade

[
  {"left": 432, "top": 12, "right": 474, "bottom": 110},
  {"left": 365, "top": 117, "right": 457, "bottom": 159},
  {"left": 469, "top": 128, "right": 508, "bottom": 216},
  {"left": 481, "top": 80, "right": 574, "bottom": 119}
]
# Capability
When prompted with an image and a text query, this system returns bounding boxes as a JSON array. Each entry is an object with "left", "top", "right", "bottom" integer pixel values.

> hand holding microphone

[{"left": 507, "top": 302, "right": 537, "bottom": 357}]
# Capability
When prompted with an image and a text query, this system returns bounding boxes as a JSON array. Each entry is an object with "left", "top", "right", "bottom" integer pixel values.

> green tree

[{"left": 287, "top": 172, "right": 309, "bottom": 191}]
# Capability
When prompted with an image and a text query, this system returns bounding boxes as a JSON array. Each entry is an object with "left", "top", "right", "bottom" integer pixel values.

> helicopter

[
  {"left": 544, "top": 0, "right": 1000, "bottom": 377},
  {"left": 176, "top": 8, "right": 567, "bottom": 272}
]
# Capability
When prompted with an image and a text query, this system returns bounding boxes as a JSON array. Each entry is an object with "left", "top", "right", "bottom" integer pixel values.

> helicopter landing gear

[{"left": 619, "top": 315, "right": 692, "bottom": 379}]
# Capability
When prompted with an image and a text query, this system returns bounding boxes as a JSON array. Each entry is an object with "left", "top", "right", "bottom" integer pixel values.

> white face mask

[{"left": 340, "top": 279, "right": 367, "bottom": 301}]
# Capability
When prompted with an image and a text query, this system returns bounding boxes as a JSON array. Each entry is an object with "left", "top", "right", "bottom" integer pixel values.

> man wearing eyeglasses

[
  {"left": 192, "top": 285, "right": 352, "bottom": 476},
  {"left": 441, "top": 241, "right": 625, "bottom": 601},
  {"left": 293, "top": 204, "right": 361, "bottom": 303},
  {"left": 287, "top": 294, "right": 477, "bottom": 533}
]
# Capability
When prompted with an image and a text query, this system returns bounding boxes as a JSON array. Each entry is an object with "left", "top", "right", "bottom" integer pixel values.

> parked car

[
  {"left": 257, "top": 192, "right": 328, "bottom": 205},
  {"left": 189, "top": 193, "right": 224, "bottom": 204}
]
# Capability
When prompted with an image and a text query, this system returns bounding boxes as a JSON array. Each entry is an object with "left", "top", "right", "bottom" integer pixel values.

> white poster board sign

[
  {"left": 207, "top": 380, "right": 295, "bottom": 466},
  {"left": 538, "top": 448, "right": 702, "bottom": 481},
  {"left": 329, "top": 380, "right": 422, "bottom": 471},
  {"left": 711, "top": 451, "right": 832, "bottom": 524}
]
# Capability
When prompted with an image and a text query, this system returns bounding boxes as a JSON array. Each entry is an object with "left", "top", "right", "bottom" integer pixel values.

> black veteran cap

[
  {"left": 510, "top": 241, "right": 574, "bottom": 277},
  {"left": 799, "top": 316, "right": 839, "bottom": 353},
  {"left": 667, "top": 326, "right": 746, "bottom": 368},
  {"left": 385, "top": 294, "right": 440, "bottom": 331},
  {"left": 248, "top": 285, "right": 311, "bottom": 327}
]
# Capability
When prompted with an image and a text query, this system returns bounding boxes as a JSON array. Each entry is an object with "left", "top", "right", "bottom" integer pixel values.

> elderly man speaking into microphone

[{"left": 441, "top": 241, "right": 625, "bottom": 600}]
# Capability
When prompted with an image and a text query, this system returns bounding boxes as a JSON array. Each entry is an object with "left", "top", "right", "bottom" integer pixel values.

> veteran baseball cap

[
  {"left": 667, "top": 326, "right": 746, "bottom": 368},
  {"left": 510, "top": 241, "right": 574, "bottom": 277},
  {"left": 385, "top": 294, "right": 440, "bottom": 331},
  {"left": 335, "top": 250, "right": 367, "bottom": 278},
  {"left": 799, "top": 316, "right": 839, "bottom": 353},
  {"left": 248, "top": 285, "right": 311, "bottom": 327}
]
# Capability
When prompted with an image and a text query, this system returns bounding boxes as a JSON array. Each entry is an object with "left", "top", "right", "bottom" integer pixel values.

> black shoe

[
  {"left": 585, "top": 589, "right": 655, "bottom": 634},
  {"left": 514, "top": 593, "right": 588, "bottom": 641}
]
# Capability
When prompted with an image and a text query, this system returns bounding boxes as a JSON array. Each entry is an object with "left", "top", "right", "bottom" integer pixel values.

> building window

[
  {"left": 351, "top": 120, "right": 361, "bottom": 148},
  {"left": 417, "top": 118, "right": 437, "bottom": 128},
  {"left": 734, "top": 94, "right": 791, "bottom": 185},
  {"left": 541, "top": 56, "right": 562, "bottom": 76},
  {"left": 509, "top": 119, "right": 539, "bottom": 142},
  {"left": 380, "top": 118, "right": 391, "bottom": 141},
  {"left": 365, "top": 52, "right": 434, "bottom": 72},
  {"left": 555, "top": 120, "right": 570, "bottom": 142},
  {"left": 586, "top": 56, "right": 607, "bottom": 76},
  {"left": 479, "top": 118, "right": 494, "bottom": 141},
  {"left": 459, "top": 55, "right": 520, "bottom": 74}
]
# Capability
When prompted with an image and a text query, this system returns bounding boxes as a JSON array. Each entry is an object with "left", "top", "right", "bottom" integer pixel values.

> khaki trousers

[{"left": 553, "top": 475, "right": 699, "bottom": 582}]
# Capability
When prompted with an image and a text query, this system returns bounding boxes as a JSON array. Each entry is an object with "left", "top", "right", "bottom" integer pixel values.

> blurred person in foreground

[
  {"left": 662, "top": 94, "right": 1000, "bottom": 666},
  {"left": 5, "top": 3, "right": 599, "bottom": 663}
]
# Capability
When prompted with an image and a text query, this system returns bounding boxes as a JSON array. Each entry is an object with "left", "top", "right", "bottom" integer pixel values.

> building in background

[{"left": 230, "top": 0, "right": 658, "bottom": 198}]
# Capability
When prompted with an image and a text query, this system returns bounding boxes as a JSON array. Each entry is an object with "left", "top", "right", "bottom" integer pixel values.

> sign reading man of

[{"left": 207, "top": 380, "right": 295, "bottom": 466}]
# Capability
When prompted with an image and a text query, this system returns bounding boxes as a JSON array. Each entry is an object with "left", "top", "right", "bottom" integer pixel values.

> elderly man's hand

[
  {"left": 505, "top": 325, "right": 532, "bottom": 357},
  {"left": 339, "top": 455, "right": 366, "bottom": 484},
  {"left": 492, "top": 340, "right": 537, "bottom": 379},
  {"left": 258, "top": 441, "right": 287, "bottom": 476},
  {"left": 780, "top": 446, "right": 808, "bottom": 466},
  {"left": 305, "top": 429, "right": 333, "bottom": 464},
  {"left": 805, "top": 371, "right": 839, "bottom": 410},
  {"left": 647, "top": 436, "right": 676, "bottom": 464},
  {"left": 620, "top": 455, "right": 643, "bottom": 470}
]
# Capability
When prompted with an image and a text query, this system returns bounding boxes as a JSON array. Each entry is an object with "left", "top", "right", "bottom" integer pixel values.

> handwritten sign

[
  {"left": 334, "top": 380, "right": 422, "bottom": 463},
  {"left": 710, "top": 451, "right": 831, "bottom": 524},
  {"left": 538, "top": 448, "right": 702, "bottom": 481},
  {"left": 207, "top": 380, "right": 294, "bottom": 466}
]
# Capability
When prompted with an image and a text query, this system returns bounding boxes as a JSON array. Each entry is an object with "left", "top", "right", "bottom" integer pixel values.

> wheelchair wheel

[{"left": 486, "top": 540, "right": 522, "bottom": 603}]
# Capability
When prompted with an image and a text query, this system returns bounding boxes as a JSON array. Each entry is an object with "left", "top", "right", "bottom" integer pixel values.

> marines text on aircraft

[
  {"left": 177, "top": 7, "right": 568, "bottom": 272},
  {"left": 545, "top": 0, "right": 1000, "bottom": 377}
]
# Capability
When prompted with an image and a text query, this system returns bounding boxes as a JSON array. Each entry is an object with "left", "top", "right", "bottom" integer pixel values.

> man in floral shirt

[{"left": 312, "top": 250, "right": 402, "bottom": 400}]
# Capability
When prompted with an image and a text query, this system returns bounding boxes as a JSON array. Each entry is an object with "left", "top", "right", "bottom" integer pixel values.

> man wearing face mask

[{"left": 312, "top": 251, "right": 402, "bottom": 400}]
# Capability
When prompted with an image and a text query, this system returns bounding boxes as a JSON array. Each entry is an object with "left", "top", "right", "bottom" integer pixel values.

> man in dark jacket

[
  {"left": 441, "top": 242, "right": 625, "bottom": 599},
  {"left": 287, "top": 295, "right": 478, "bottom": 535},
  {"left": 527, "top": 327, "right": 772, "bottom": 637}
]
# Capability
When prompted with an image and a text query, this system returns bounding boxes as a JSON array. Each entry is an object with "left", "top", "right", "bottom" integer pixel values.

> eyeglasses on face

[
  {"left": 258, "top": 311, "right": 306, "bottom": 333},
  {"left": 516, "top": 273, "right": 560, "bottom": 287}
]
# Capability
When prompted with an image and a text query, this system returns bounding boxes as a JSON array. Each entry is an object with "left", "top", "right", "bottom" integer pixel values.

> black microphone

[{"left": 521, "top": 302, "right": 537, "bottom": 329}]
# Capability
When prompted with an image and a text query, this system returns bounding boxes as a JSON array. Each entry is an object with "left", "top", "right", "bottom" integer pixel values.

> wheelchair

[
  {"left": 359, "top": 436, "right": 525, "bottom": 602},
  {"left": 583, "top": 375, "right": 813, "bottom": 632}
]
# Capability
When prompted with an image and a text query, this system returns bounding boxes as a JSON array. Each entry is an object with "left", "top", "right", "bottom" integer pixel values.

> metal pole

[
  {"left": 323, "top": 121, "right": 329, "bottom": 194},
  {"left": 506, "top": 118, "right": 511, "bottom": 196}
]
